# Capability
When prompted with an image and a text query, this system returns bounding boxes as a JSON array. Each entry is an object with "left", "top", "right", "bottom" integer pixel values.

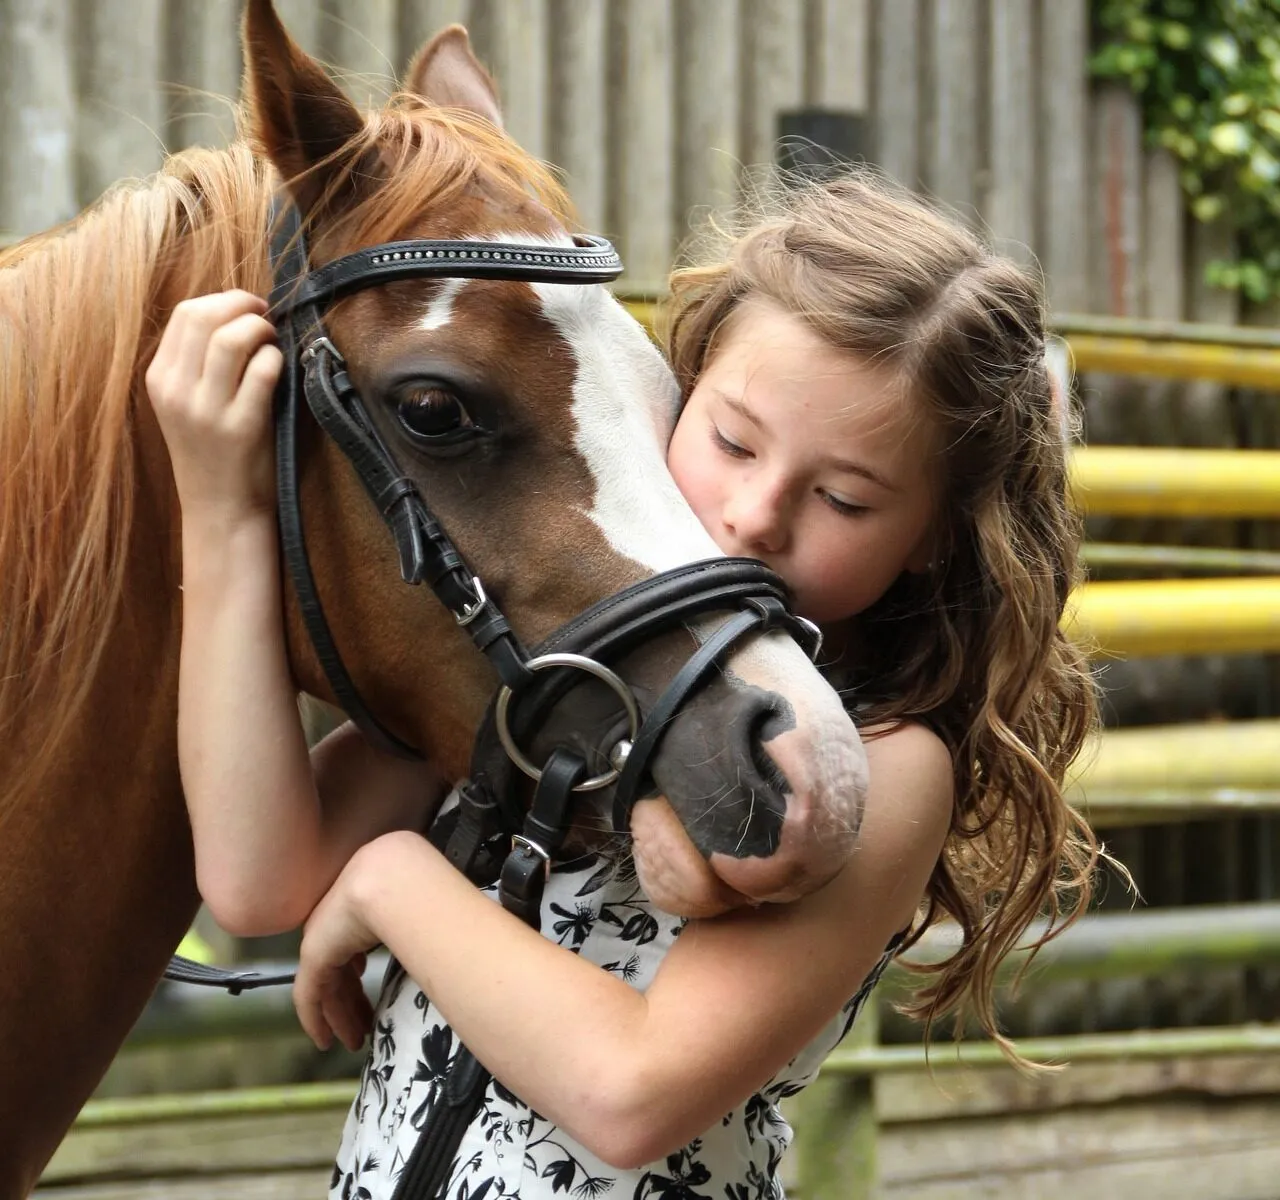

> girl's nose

[{"left": 723, "top": 480, "right": 790, "bottom": 554}]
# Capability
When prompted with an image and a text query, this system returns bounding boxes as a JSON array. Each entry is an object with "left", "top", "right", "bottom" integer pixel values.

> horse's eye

[{"left": 396, "top": 386, "right": 476, "bottom": 442}]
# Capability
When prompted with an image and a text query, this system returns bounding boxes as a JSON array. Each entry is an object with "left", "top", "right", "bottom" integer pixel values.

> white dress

[{"left": 329, "top": 834, "right": 895, "bottom": 1200}]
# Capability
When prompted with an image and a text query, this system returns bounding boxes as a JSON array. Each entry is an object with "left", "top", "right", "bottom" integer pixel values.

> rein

[{"left": 163, "top": 199, "right": 821, "bottom": 1198}]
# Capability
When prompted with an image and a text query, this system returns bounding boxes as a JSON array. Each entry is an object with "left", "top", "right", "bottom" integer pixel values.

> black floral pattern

[{"left": 329, "top": 798, "right": 892, "bottom": 1199}]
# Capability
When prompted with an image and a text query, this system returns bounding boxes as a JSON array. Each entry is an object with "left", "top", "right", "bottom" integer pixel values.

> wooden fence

[{"left": 0, "top": 0, "right": 1229, "bottom": 312}]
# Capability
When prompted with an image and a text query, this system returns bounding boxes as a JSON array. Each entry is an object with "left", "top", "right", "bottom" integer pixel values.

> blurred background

[{"left": 8, "top": 1, "right": 1278, "bottom": 1196}]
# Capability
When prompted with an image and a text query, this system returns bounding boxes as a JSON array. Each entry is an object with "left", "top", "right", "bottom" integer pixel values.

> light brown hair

[{"left": 666, "top": 171, "right": 1101, "bottom": 1057}]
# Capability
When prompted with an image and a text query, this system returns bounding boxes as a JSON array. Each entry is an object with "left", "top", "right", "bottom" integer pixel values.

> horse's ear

[
  {"left": 241, "top": 0, "right": 380, "bottom": 215},
  {"left": 405, "top": 26, "right": 504, "bottom": 129}
]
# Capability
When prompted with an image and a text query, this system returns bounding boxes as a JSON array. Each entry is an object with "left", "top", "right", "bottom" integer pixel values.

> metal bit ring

[{"left": 494, "top": 652, "right": 641, "bottom": 792}]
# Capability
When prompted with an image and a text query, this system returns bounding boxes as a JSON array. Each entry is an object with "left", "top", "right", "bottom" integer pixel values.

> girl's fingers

[
  {"left": 166, "top": 292, "right": 267, "bottom": 401},
  {"left": 200, "top": 312, "right": 279, "bottom": 415}
]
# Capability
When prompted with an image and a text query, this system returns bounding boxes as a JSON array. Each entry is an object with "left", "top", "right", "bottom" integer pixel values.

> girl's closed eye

[
  {"left": 820, "top": 490, "right": 870, "bottom": 517},
  {"left": 711, "top": 425, "right": 751, "bottom": 458}
]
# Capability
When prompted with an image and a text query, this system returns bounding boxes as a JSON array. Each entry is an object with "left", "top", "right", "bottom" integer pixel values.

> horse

[{"left": 0, "top": 1, "right": 866, "bottom": 1188}]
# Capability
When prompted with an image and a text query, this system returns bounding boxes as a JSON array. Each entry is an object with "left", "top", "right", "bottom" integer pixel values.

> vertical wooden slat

[
  {"left": 1039, "top": 0, "right": 1090, "bottom": 312},
  {"left": 675, "top": 0, "right": 739, "bottom": 227},
  {"left": 74, "top": 0, "right": 166, "bottom": 203},
  {"left": 741, "top": 0, "right": 805, "bottom": 170},
  {"left": 549, "top": 0, "right": 607, "bottom": 232},
  {"left": 273, "top": 0, "right": 322, "bottom": 57},
  {"left": 0, "top": 0, "right": 78, "bottom": 237},
  {"left": 609, "top": 0, "right": 675, "bottom": 292},
  {"left": 165, "top": 0, "right": 241, "bottom": 150},
  {"left": 399, "top": 0, "right": 473, "bottom": 73},
  {"left": 320, "top": 0, "right": 398, "bottom": 103},
  {"left": 807, "top": 0, "right": 870, "bottom": 111},
  {"left": 1089, "top": 83, "right": 1143, "bottom": 317},
  {"left": 927, "top": 0, "right": 981, "bottom": 217},
  {"left": 1142, "top": 147, "right": 1185, "bottom": 321},
  {"left": 987, "top": 0, "right": 1036, "bottom": 255},
  {"left": 473, "top": 0, "right": 548, "bottom": 159},
  {"left": 873, "top": 0, "right": 921, "bottom": 187}
]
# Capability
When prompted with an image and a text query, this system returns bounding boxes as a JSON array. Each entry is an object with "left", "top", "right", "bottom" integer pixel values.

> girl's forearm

[
  {"left": 352, "top": 833, "right": 658, "bottom": 1161},
  {"left": 178, "top": 513, "right": 323, "bottom": 931}
]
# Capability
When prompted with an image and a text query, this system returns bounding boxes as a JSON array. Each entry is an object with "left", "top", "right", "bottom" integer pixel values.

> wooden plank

[
  {"left": 165, "top": 0, "right": 241, "bottom": 149},
  {"left": 1090, "top": 82, "right": 1144, "bottom": 317},
  {"left": 1038, "top": 0, "right": 1090, "bottom": 312},
  {"left": 609, "top": 0, "right": 675, "bottom": 292},
  {"left": 318, "top": 0, "right": 398, "bottom": 103},
  {"left": 36, "top": 1171, "right": 331, "bottom": 1199},
  {"left": 740, "top": 0, "right": 805, "bottom": 170},
  {"left": 876, "top": 1050, "right": 1280, "bottom": 1123},
  {"left": 987, "top": 0, "right": 1036, "bottom": 255},
  {"left": 1143, "top": 145, "right": 1185, "bottom": 320},
  {"left": 926, "top": 0, "right": 981, "bottom": 217},
  {"left": 272, "top": 0, "right": 322, "bottom": 57},
  {"left": 74, "top": 0, "right": 167, "bottom": 203},
  {"left": 548, "top": 0, "right": 608, "bottom": 231},
  {"left": 675, "top": 0, "right": 739, "bottom": 222},
  {"left": 399, "top": 0, "right": 473, "bottom": 72},
  {"left": 807, "top": 0, "right": 870, "bottom": 111},
  {"left": 878, "top": 1096, "right": 1280, "bottom": 1199},
  {"left": 873, "top": 0, "right": 921, "bottom": 186},
  {"left": 475, "top": 0, "right": 548, "bottom": 159},
  {"left": 0, "top": 0, "right": 78, "bottom": 237},
  {"left": 41, "top": 1094, "right": 350, "bottom": 1179}
]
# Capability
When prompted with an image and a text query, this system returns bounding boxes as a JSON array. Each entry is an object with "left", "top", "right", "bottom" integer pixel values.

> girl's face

[{"left": 667, "top": 299, "right": 938, "bottom": 626}]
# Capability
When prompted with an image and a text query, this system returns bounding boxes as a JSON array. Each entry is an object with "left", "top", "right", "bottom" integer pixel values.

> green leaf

[
  {"left": 1161, "top": 21, "right": 1193, "bottom": 49},
  {"left": 1249, "top": 147, "right": 1280, "bottom": 183},
  {"left": 1209, "top": 121, "right": 1253, "bottom": 156},
  {"left": 1192, "top": 194, "right": 1226, "bottom": 222},
  {"left": 1205, "top": 33, "right": 1241, "bottom": 72},
  {"left": 1222, "top": 92, "right": 1254, "bottom": 116}
]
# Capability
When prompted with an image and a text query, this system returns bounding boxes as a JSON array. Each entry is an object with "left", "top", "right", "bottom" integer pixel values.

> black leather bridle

[{"left": 164, "top": 199, "right": 823, "bottom": 1199}]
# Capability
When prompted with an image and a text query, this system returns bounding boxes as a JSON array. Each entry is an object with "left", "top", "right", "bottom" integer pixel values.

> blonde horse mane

[{"left": 0, "top": 95, "right": 572, "bottom": 811}]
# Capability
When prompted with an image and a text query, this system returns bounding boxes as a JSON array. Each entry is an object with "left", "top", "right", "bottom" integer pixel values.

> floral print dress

[{"left": 330, "top": 826, "right": 895, "bottom": 1200}]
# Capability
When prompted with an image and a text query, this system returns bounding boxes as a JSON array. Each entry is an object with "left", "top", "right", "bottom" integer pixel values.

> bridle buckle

[{"left": 454, "top": 577, "right": 488, "bottom": 626}]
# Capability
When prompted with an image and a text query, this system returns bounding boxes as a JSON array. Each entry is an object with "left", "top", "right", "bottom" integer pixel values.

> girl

[{"left": 146, "top": 171, "right": 1099, "bottom": 1197}]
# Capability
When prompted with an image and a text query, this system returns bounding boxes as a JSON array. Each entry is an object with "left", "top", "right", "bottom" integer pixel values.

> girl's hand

[
  {"left": 294, "top": 857, "right": 380, "bottom": 1052},
  {"left": 145, "top": 290, "right": 282, "bottom": 525}
]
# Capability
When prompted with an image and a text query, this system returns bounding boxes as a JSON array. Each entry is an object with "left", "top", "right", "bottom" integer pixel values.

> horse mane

[{"left": 0, "top": 95, "right": 573, "bottom": 811}]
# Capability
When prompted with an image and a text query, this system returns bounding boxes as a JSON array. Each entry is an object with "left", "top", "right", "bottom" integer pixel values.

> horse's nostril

[{"left": 748, "top": 707, "right": 790, "bottom": 798}]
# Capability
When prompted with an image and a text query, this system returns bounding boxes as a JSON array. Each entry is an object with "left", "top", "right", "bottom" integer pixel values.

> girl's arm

[
  {"left": 148, "top": 291, "right": 443, "bottom": 937},
  {"left": 295, "top": 719, "right": 953, "bottom": 1169}
]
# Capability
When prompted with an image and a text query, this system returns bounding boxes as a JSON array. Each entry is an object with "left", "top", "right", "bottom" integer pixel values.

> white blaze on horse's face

[{"left": 532, "top": 275, "right": 869, "bottom": 910}]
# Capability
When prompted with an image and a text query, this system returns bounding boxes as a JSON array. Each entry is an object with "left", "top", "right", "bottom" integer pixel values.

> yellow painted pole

[
  {"left": 1076, "top": 719, "right": 1280, "bottom": 790},
  {"left": 1063, "top": 334, "right": 1280, "bottom": 388},
  {"left": 1071, "top": 447, "right": 1280, "bottom": 517},
  {"left": 1067, "top": 577, "right": 1280, "bottom": 658}
]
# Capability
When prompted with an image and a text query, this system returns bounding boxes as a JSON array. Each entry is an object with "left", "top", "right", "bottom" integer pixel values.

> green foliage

[{"left": 1091, "top": 0, "right": 1280, "bottom": 303}]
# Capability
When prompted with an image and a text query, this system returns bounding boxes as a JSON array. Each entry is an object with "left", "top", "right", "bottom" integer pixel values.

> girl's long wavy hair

[{"left": 665, "top": 171, "right": 1102, "bottom": 1058}]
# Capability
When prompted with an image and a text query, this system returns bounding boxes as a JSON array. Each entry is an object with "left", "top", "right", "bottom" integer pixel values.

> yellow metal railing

[{"left": 1066, "top": 576, "right": 1280, "bottom": 658}]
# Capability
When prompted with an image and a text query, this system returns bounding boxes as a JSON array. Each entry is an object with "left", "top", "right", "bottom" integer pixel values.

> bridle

[
  {"left": 164, "top": 198, "right": 823, "bottom": 1198},
  {"left": 262, "top": 198, "right": 821, "bottom": 843}
]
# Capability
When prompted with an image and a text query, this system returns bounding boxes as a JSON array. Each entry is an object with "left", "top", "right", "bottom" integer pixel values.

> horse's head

[{"left": 242, "top": 0, "right": 867, "bottom": 914}]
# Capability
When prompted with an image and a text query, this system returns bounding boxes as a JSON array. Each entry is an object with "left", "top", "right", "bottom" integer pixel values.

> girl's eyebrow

[{"left": 720, "top": 395, "right": 764, "bottom": 430}]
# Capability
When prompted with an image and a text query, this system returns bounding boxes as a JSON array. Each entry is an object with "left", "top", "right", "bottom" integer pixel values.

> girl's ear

[
  {"left": 241, "top": 0, "right": 382, "bottom": 216},
  {"left": 405, "top": 26, "right": 504, "bottom": 129}
]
